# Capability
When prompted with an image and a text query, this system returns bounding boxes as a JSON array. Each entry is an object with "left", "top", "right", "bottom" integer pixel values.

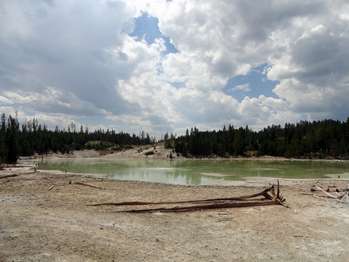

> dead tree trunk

[{"left": 89, "top": 182, "right": 287, "bottom": 213}]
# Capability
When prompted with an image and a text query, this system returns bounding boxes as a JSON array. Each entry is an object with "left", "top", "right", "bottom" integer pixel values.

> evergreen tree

[
  {"left": 0, "top": 113, "right": 154, "bottom": 164},
  {"left": 173, "top": 119, "right": 349, "bottom": 159}
]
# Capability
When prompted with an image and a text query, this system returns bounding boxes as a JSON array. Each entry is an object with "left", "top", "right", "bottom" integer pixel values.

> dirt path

[{"left": 0, "top": 169, "right": 349, "bottom": 261}]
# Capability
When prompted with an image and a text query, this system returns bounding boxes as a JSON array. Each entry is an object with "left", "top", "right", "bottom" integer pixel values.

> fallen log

[
  {"left": 74, "top": 181, "right": 104, "bottom": 190},
  {"left": 312, "top": 185, "right": 339, "bottom": 199},
  {"left": 89, "top": 182, "right": 287, "bottom": 213},
  {"left": 124, "top": 199, "right": 284, "bottom": 213},
  {"left": 0, "top": 174, "right": 18, "bottom": 180},
  {"left": 88, "top": 187, "right": 275, "bottom": 207},
  {"left": 310, "top": 184, "right": 349, "bottom": 203}
]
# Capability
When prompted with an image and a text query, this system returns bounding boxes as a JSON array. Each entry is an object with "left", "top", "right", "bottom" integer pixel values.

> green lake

[{"left": 38, "top": 158, "right": 349, "bottom": 186}]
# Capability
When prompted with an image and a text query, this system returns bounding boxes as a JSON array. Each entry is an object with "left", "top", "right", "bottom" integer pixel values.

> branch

[{"left": 0, "top": 174, "right": 18, "bottom": 180}]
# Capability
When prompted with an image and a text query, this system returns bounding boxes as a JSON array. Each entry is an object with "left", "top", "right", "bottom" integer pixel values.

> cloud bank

[{"left": 0, "top": 0, "right": 348, "bottom": 135}]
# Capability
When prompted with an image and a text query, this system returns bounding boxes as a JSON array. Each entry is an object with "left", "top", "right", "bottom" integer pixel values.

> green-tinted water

[{"left": 39, "top": 158, "right": 349, "bottom": 186}]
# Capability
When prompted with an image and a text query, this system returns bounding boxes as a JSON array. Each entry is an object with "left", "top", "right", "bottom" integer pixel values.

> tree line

[
  {"left": 2, "top": 113, "right": 349, "bottom": 164},
  {"left": 165, "top": 118, "right": 349, "bottom": 159},
  {"left": 0, "top": 113, "right": 153, "bottom": 164}
]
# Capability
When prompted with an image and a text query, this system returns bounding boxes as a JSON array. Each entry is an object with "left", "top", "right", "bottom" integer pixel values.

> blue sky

[
  {"left": 224, "top": 64, "right": 279, "bottom": 101},
  {"left": 130, "top": 13, "right": 280, "bottom": 100},
  {"left": 0, "top": 1, "right": 348, "bottom": 134},
  {"left": 130, "top": 12, "right": 177, "bottom": 55}
]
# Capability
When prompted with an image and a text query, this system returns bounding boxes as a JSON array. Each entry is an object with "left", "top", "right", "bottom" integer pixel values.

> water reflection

[
  {"left": 40, "top": 159, "right": 349, "bottom": 186},
  {"left": 105, "top": 167, "right": 212, "bottom": 185}
]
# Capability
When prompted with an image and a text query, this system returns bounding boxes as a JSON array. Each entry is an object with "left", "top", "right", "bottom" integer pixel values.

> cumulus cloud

[
  {"left": 0, "top": 0, "right": 348, "bottom": 135},
  {"left": 129, "top": 0, "right": 349, "bottom": 128},
  {"left": 233, "top": 84, "right": 251, "bottom": 92},
  {"left": 0, "top": 1, "right": 137, "bottom": 119}
]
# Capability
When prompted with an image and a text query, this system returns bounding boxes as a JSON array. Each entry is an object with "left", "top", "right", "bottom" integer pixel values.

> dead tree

[{"left": 89, "top": 182, "right": 287, "bottom": 213}]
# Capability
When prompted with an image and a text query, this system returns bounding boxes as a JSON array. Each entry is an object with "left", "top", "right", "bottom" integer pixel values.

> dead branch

[
  {"left": 312, "top": 185, "right": 339, "bottom": 199},
  {"left": 0, "top": 174, "right": 18, "bottom": 180},
  {"left": 124, "top": 200, "right": 283, "bottom": 213},
  {"left": 89, "top": 182, "right": 287, "bottom": 213},
  {"left": 88, "top": 185, "right": 277, "bottom": 207},
  {"left": 341, "top": 194, "right": 349, "bottom": 202},
  {"left": 89, "top": 194, "right": 272, "bottom": 207},
  {"left": 74, "top": 181, "right": 104, "bottom": 190},
  {"left": 310, "top": 184, "right": 349, "bottom": 203}
]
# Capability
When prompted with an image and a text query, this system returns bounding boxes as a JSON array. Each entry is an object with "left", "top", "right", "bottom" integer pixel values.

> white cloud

[
  {"left": 0, "top": 0, "right": 137, "bottom": 114},
  {"left": 132, "top": 0, "right": 349, "bottom": 127},
  {"left": 233, "top": 84, "right": 251, "bottom": 92},
  {"left": 0, "top": 0, "right": 348, "bottom": 135}
]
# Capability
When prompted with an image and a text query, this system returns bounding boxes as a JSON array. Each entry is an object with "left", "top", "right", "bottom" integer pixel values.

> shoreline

[
  {"left": 36, "top": 168, "right": 349, "bottom": 188},
  {"left": 23, "top": 152, "right": 349, "bottom": 187},
  {"left": 16, "top": 142, "right": 349, "bottom": 163},
  {"left": 22, "top": 151, "right": 349, "bottom": 163}
]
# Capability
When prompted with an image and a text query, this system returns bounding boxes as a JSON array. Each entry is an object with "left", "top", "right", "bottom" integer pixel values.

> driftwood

[
  {"left": 89, "top": 182, "right": 287, "bottom": 213},
  {"left": 89, "top": 187, "right": 277, "bottom": 207},
  {"left": 0, "top": 174, "right": 18, "bottom": 180},
  {"left": 74, "top": 181, "right": 104, "bottom": 190},
  {"left": 311, "top": 184, "right": 349, "bottom": 203},
  {"left": 46, "top": 181, "right": 104, "bottom": 191},
  {"left": 0, "top": 169, "right": 36, "bottom": 181}
]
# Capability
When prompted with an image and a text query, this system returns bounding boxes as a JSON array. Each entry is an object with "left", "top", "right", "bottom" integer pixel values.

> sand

[{"left": 1, "top": 164, "right": 349, "bottom": 262}]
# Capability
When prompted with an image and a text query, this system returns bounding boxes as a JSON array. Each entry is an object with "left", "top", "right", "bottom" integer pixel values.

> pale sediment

[{"left": 0, "top": 166, "right": 348, "bottom": 261}]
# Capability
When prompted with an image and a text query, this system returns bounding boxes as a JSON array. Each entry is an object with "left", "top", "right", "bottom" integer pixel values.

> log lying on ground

[
  {"left": 89, "top": 182, "right": 287, "bottom": 213},
  {"left": 311, "top": 184, "right": 349, "bottom": 203},
  {"left": 0, "top": 174, "right": 18, "bottom": 180},
  {"left": 74, "top": 181, "right": 104, "bottom": 190},
  {"left": 89, "top": 187, "right": 276, "bottom": 207},
  {"left": 125, "top": 199, "right": 285, "bottom": 213},
  {"left": 0, "top": 168, "right": 36, "bottom": 181}
]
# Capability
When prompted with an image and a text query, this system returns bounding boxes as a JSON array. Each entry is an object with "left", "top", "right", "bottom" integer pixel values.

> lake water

[{"left": 38, "top": 158, "right": 349, "bottom": 186}]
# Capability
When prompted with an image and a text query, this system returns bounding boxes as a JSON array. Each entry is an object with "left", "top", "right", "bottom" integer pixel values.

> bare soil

[
  {"left": 37, "top": 143, "right": 292, "bottom": 161},
  {"left": 1, "top": 167, "right": 349, "bottom": 262}
]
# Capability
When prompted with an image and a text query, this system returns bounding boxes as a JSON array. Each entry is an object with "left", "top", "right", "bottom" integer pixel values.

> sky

[{"left": 0, "top": 0, "right": 349, "bottom": 136}]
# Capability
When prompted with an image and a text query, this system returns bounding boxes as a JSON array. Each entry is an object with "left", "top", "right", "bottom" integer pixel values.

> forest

[
  {"left": 0, "top": 113, "right": 153, "bottom": 164},
  {"left": 2, "top": 113, "right": 349, "bottom": 164},
  {"left": 165, "top": 118, "right": 349, "bottom": 159}
]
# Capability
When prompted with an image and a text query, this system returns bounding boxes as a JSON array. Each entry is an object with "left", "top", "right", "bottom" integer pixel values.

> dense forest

[
  {"left": 2, "top": 113, "right": 349, "bottom": 164},
  {"left": 165, "top": 119, "right": 349, "bottom": 159},
  {"left": 0, "top": 113, "right": 153, "bottom": 164}
]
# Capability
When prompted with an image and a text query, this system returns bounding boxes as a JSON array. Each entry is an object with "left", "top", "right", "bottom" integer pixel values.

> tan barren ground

[{"left": 1, "top": 167, "right": 349, "bottom": 262}]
